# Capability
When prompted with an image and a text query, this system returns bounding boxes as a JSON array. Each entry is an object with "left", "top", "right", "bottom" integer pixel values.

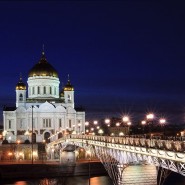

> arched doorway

[
  {"left": 32, "top": 133, "right": 36, "bottom": 143},
  {"left": 58, "top": 132, "right": 63, "bottom": 139},
  {"left": 44, "top": 132, "right": 50, "bottom": 143}
]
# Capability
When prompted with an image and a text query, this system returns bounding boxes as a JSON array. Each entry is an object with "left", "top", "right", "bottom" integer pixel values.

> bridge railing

[{"left": 59, "top": 135, "right": 185, "bottom": 152}]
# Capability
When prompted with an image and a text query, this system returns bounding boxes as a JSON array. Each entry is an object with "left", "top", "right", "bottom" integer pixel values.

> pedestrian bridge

[{"left": 46, "top": 135, "right": 185, "bottom": 185}]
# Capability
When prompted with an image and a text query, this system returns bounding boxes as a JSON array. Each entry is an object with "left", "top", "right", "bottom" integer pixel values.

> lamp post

[
  {"left": 141, "top": 120, "right": 146, "bottom": 136},
  {"left": 31, "top": 105, "right": 34, "bottom": 164},
  {"left": 127, "top": 122, "right": 131, "bottom": 136},
  {"left": 85, "top": 122, "right": 89, "bottom": 135},
  {"left": 119, "top": 132, "right": 124, "bottom": 137},
  {"left": 90, "top": 127, "right": 94, "bottom": 134},
  {"left": 86, "top": 150, "right": 91, "bottom": 185},
  {"left": 105, "top": 119, "right": 110, "bottom": 127},
  {"left": 122, "top": 116, "right": 129, "bottom": 123},
  {"left": 116, "top": 122, "right": 120, "bottom": 136},
  {"left": 98, "top": 129, "right": 104, "bottom": 136},
  {"left": 93, "top": 121, "right": 98, "bottom": 125},
  {"left": 85, "top": 121, "right": 89, "bottom": 126},
  {"left": 146, "top": 113, "right": 154, "bottom": 139},
  {"left": 17, "top": 139, "right": 20, "bottom": 161},
  {"left": 105, "top": 119, "right": 110, "bottom": 124},
  {"left": 159, "top": 118, "right": 166, "bottom": 139},
  {"left": 123, "top": 116, "right": 130, "bottom": 136}
]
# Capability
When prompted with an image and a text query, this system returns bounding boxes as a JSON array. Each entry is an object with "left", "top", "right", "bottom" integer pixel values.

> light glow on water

[
  {"left": 123, "top": 165, "right": 157, "bottom": 185},
  {"left": 15, "top": 182, "right": 28, "bottom": 185},
  {"left": 2, "top": 165, "right": 185, "bottom": 185}
]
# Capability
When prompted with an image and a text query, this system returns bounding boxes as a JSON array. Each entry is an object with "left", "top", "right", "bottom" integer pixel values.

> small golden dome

[
  {"left": 64, "top": 77, "right": 74, "bottom": 91},
  {"left": 16, "top": 76, "right": 26, "bottom": 90},
  {"left": 28, "top": 52, "right": 58, "bottom": 78}
]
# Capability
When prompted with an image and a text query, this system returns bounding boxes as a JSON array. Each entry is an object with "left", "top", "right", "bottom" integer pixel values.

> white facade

[{"left": 3, "top": 52, "right": 85, "bottom": 143}]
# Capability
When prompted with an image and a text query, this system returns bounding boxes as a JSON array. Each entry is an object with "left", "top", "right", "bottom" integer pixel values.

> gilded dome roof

[
  {"left": 64, "top": 77, "right": 74, "bottom": 91},
  {"left": 28, "top": 52, "right": 58, "bottom": 78},
  {"left": 16, "top": 76, "right": 26, "bottom": 90}
]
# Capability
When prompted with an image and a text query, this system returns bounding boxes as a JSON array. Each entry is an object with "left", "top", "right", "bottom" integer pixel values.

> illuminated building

[{"left": 3, "top": 50, "right": 85, "bottom": 143}]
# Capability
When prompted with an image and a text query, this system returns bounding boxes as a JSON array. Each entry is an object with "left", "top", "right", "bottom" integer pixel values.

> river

[{"left": 1, "top": 165, "right": 185, "bottom": 185}]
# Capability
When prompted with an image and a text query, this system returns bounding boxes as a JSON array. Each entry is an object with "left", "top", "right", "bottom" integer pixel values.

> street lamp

[
  {"left": 146, "top": 113, "right": 154, "bottom": 138},
  {"left": 31, "top": 105, "right": 34, "bottom": 164},
  {"left": 119, "top": 132, "right": 124, "bottom": 137},
  {"left": 159, "top": 118, "right": 166, "bottom": 124},
  {"left": 98, "top": 129, "right": 104, "bottom": 136},
  {"left": 105, "top": 119, "right": 110, "bottom": 124},
  {"left": 127, "top": 122, "right": 131, "bottom": 136},
  {"left": 123, "top": 116, "right": 129, "bottom": 123},
  {"left": 159, "top": 118, "right": 166, "bottom": 139},
  {"left": 16, "top": 139, "right": 20, "bottom": 161},
  {"left": 141, "top": 120, "right": 146, "bottom": 136},
  {"left": 93, "top": 121, "right": 98, "bottom": 125},
  {"left": 90, "top": 128, "right": 94, "bottom": 131},
  {"left": 116, "top": 122, "right": 120, "bottom": 127},
  {"left": 105, "top": 119, "right": 110, "bottom": 127},
  {"left": 86, "top": 129, "right": 89, "bottom": 134},
  {"left": 86, "top": 150, "right": 91, "bottom": 185},
  {"left": 146, "top": 113, "right": 154, "bottom": 120}
]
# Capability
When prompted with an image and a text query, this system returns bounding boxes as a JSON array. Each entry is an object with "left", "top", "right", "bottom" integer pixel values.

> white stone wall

[
  {"left": 3, "top": 102, "right": 85, "bottom": 143},
  {"left": 27, "top": 76, "right": 60, "bottom": 99},
  {"left": 64, "top": 90, "right": 74, "bottom": 108},
  {"left": 16, "top": 89, "right": 26, "bottom": 107}
]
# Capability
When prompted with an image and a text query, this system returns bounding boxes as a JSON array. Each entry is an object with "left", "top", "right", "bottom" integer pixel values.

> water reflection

[
  {"left": 15, "top": 182, "right": 28, "bottom": 185},
  {"left": 39, "top": 178, "right": 58, "bottom": 185},
  {"left": 1, "top": 176, "right": 113, "bottom": 185},
  {"left": 1, "top": 165, "right": 185, "bottom": 185}
]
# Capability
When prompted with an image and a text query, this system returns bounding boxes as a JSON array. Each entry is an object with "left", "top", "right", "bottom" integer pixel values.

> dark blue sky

[{"left": 0, "top": 1, "right": 185, "bottom": 124}]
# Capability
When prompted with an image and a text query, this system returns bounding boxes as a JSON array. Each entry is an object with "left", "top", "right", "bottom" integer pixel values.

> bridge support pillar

[
  {"left": 95, "top": 146, "right": 127, "bottom": 185},
  {"left": 117, "top": 164, "right": 126, "bottom": 185},
  {"left": 157, "top": 166, "right": 171, "bottom": 185}
]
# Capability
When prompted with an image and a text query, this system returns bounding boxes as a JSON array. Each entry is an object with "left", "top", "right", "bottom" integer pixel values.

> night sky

[{"left": 0, "top": 1, "right": 185, "bottom": 125}]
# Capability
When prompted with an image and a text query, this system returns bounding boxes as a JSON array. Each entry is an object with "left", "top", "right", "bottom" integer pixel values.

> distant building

[{"left": 3, "top": 50, "right": 85, "bottom": 143}]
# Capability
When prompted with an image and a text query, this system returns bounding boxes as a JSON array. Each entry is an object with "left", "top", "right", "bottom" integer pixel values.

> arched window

[
  {"left": 32, "top": 87, "right": 35, "bottom": 95},
  {"left": 44, "top": 86, "right": 46, "bottom": 94},
  {"left": 44, "top": 132, "right": 50, "bottom": 143},
  {"left": 50, "top": 86, "right": 52, "bottom": 94},
  {"left": 38, "top": 86, "right": 40, "bottom": 94},
  {"left": 19, "top": 93, "right": 23, "bottom": 101},
  {"left": 68, "top": 94, "right": 71, "bottom": 102}
]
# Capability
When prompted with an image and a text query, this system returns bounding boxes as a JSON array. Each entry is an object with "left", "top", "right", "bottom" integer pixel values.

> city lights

[
  {"left": 123, "top": 116, "right": 129, "bottom": 122},
  {"left": 159, "top": 118, "right": 166, "bottom": 124},
  {"left": 141, "top": 120, "right": 146, "bottom": 125},
  {"left": 105, "top": 119, "right": 110, "bottom": 124},
  {"left": 146, "top": 113, "right": 154, "bottom": 120}
]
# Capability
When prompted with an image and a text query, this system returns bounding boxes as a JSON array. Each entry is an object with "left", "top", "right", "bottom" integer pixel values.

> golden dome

[
  {"left": 64, "top": 77, "right": 74, "bottom": 91},
  {"left": 28, "top": 52, "right": 58, "bottom": 78},
  {"left": 16, "top": 76, "right": 26, "bottom": 90}
]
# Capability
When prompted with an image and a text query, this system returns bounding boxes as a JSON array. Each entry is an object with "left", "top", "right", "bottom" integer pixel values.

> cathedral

[{"left": 3, "top": 51, "right": 85, "bottom": 143}]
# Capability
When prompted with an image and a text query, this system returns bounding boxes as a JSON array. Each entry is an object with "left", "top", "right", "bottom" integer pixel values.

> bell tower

[
  {"left": 64, "top": 75, "right": 74, "bottom": 108},
  {"left": 16, "top": 74, "right": 27, "bottom": 107}
]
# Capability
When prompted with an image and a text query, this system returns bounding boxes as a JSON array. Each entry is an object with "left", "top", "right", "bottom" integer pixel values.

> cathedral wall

[{"left": 27, "top": 76, "right": 60, "bottom": 99}]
